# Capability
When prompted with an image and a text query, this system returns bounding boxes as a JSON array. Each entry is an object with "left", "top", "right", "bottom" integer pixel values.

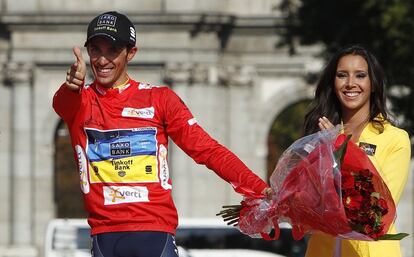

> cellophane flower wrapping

[{"left": 237, "top": 126, "right": 396, "bottom": 241}]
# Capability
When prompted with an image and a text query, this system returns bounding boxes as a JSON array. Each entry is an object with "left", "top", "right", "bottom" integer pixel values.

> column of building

[{"left": 5, "top": 62, "right": 37, "bottom": 257}]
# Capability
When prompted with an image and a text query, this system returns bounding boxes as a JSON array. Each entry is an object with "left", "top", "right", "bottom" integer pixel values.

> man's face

[{"left": 87, "top": 37, "right": 137, "bottom": 88}]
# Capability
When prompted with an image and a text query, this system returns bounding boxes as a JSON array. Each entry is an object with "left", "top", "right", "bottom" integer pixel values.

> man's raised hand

[{"left": 65, "top": 46, "right": 86, "bottom": 91}]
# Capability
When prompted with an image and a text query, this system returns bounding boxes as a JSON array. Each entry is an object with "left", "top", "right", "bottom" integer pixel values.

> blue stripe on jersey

[{"left": 86, "top": 128, "right": 157, "bottom": 162}]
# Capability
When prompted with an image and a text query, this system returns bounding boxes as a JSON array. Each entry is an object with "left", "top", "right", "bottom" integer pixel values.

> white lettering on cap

[
  {"left": 97, "top": 14, "right": 117, "bottom": 27},
  {"left": 130, "top": 27, "right": 136, "bottom": 40}
]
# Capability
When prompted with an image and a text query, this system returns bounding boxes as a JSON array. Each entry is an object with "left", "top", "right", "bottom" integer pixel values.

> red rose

[
  {"left": 346, "top": 209, "right": 359, "bottom": 220},
  {"left": 363, "top": 224, "right": 374, "bottom": 235},
  {"left": 354, "top": 180, "right": 362, "bottom": 190},
  {"left": 361, "top": 181, "right": 374, "bottom": 190},
  {"left": 343, "top": 191, "right": 363, "bottom": 210},
  {"left": 359, "top": 169, "right": 372, "bottom": 179}
]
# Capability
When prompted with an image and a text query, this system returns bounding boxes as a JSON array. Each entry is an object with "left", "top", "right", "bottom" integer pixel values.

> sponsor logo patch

[
  {"left": 359, "top": 142, "right": 377, "bottom": 156},
  {"left": 75, "top": 145, "right": 90, "bottom": 194},
  {"left": 187, "top": 118, "right": 197, "bottom": 126},
  {"left": 103, "top": 186, "right": 149, "bottom": 205},
  {"left": 130, "top": 26, "right": 136, "bottom": 41},
  {"left": 138, "top": 83, "right": 153, "bottom": 89},
  {"left": 122, "top": 107, "right": 155, "bottom": 119},
  {"left": 159, "top": 144, "right": 172, "bottom": 190},
  {"left": 110, "top": 141, "right": 131, "bottom": 156},
  {"left": 97, "top": 14, "right": 117, "bottom": 27},
  {"left": 86, "top": 127, "right": 159, "bottom": 183}
]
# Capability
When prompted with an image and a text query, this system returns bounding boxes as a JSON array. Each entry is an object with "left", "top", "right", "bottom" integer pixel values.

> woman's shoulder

[
  {"left": 383, "top": 123, "right": 409, "bottom": 137},
  {"left": 382, "top": 123, "right": 411, "bottom": 148}
]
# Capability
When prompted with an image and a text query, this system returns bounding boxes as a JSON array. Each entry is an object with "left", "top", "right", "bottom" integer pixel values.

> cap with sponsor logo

[{"left": 85, "top": 11, "right": 136, "bottom": 47}]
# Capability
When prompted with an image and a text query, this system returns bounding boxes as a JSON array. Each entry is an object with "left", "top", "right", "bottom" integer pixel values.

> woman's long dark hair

[{"left": 303, "top": 45, "right": 391, "bottom": 135}]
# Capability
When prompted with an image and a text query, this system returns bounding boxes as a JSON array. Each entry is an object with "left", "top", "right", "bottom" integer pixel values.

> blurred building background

[{"left": 0, "top": 0, "right": 412, "bottom": 257}]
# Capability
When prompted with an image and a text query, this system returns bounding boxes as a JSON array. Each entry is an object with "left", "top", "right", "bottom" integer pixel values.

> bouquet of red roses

[{"left": 218, "top": 127, "right": 407, "bottom": 241}]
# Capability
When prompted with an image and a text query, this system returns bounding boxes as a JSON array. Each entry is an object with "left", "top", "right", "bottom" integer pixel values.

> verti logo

[
  {"left": 103, "top": 186, "right": 149, "bottom": 205},
  {"left": 122, "top": 107, "right": 155, "bottom": 119}
]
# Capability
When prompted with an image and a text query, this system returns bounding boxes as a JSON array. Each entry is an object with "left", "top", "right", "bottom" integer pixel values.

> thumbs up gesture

[{"left": 65, "top": 46, "right": 86, "bottom": 91}]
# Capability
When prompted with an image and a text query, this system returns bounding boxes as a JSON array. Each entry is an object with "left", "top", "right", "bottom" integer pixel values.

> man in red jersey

[{"left": 53, "top": 11, "right": 271, "bottom": 257}]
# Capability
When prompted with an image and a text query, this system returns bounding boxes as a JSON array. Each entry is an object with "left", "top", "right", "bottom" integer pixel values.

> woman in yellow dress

[{"left": 302, "top": 45, "right": 411, "bottom": 257}]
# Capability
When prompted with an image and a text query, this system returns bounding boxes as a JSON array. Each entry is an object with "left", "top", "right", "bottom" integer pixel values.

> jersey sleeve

[
  {"left": 52, "top": 83, "right": 82, "bottom": 125},
  {"left": 161, "top": 87, "right": 268, "bottom": 196}
]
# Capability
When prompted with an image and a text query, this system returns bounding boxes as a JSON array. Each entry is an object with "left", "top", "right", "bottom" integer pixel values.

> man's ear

[{"left": 127, "top": 46, "right": 138, "bottom": 62}]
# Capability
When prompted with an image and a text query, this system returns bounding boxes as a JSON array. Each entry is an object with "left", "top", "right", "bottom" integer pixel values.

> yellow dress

[{"left": 305, "top": 122, "right": 411, "bottom": 257}]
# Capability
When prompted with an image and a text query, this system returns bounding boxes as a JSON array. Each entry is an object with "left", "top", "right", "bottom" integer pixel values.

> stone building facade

[{"left": 0, "top": 1, "right": 412, "bottom": 257}]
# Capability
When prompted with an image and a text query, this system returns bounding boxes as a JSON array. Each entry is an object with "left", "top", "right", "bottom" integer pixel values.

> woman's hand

[
  {"left": 318, "top": 116, "right": 334, "bottom": 131},
  {"left": 262, "top": 187, "right": 274, "bottom": 200}
]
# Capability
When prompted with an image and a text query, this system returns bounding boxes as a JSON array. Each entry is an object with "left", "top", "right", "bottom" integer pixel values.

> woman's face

[{"left": 334, "top": 54, "right": 372, "bottom": 116}]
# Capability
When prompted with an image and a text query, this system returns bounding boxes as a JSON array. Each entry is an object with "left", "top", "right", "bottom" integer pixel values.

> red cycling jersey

[{"left": 53, "top": 79, "right": 268, "bottom": 235}]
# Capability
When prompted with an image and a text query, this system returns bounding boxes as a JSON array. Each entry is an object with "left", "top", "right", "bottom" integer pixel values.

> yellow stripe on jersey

[{"left": 89, "top": 155, "right": 158, "bottom": 183}]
